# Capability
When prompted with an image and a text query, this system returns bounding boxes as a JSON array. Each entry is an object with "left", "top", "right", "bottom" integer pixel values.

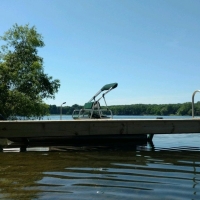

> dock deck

[{"left": 0, "top": 118, "right": 200, "bottom": 142}]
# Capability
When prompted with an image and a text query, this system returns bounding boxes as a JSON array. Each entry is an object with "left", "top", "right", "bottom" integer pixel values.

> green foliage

[
  {"left": 52, "top": 102, "right": 199, "bottom": 116},
  {"left": 49, "top": 104, "right": 82, "bottom": 115},
  {"left": 176, "top": 102, "right": 192, "bottom": 116},
  {"left": 0, "top": 24, "right": 60, "bottom": 118}
]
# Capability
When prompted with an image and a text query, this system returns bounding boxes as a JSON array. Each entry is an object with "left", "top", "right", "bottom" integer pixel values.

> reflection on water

[{"left": 0, "top": 134, "right": 200, "bottom": 200}]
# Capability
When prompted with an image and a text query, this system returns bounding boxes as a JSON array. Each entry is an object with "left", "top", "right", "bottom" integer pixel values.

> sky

[{"left": 1, "top": 0, "right": 200, "bottom": 106}]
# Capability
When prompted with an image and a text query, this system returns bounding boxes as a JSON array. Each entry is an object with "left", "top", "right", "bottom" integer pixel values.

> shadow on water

[
  {"left": 0, "top": 138, "right": 200, "bottom": 200},
  {"left": 0, "top": 136, "right": 149, "bottom": 153}
]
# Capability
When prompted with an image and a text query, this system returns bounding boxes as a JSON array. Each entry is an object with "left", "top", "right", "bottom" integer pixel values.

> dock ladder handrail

[{"left": 192, "top": 90, "right": 200, "bottom": 118}]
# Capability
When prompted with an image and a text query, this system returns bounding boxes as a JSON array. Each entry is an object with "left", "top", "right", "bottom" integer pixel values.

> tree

[
  {"left": 176, "top": 102, "right": 191, "bottom": 116},
  {"left": 0, "top": 24, "right": 60, "bottom": 118}
]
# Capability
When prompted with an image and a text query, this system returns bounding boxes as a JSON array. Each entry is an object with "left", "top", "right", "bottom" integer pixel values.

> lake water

[{"left": 0, "top": 115, "right": 200, "bottom": 199}]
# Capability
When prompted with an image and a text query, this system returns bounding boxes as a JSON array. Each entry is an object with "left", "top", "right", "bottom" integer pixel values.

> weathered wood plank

[{"left": 0, "top": 119, "right": 200, "bottom": 139}]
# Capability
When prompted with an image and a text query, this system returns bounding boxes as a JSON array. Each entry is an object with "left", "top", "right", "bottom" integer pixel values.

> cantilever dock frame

[{"left": 72, "top": 83, "right": 118, "bottom": 119}]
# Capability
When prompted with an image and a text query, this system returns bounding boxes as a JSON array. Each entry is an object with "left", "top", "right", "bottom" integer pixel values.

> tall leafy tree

[{"left": 0, "top": 24, "right": 60, "bottom": 118}]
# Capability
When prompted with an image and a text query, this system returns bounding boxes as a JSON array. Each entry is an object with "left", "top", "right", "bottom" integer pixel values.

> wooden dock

[{"left": 0, "top": 118, "right": 200, "bottom": 143}]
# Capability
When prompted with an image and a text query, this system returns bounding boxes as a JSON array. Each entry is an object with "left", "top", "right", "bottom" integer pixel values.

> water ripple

[{"left": 39, "top": 159, "right": 200, "bottom": 200}]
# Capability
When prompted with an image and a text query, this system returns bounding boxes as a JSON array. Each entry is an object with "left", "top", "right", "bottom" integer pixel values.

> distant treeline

[{"left": 49, "top": 102, "right": 200, "bottom": 116}]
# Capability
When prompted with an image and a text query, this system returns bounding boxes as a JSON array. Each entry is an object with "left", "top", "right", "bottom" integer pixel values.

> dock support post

[
  {"left": 147, "top": 134, "right": 155, "bottom": 150},
  {"left": 147, "top": 134, "right": 154, "bottom": 141}
]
